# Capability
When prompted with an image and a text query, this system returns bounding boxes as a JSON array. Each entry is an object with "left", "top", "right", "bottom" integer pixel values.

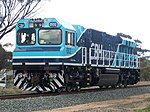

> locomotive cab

[{"left": 13, "top": 18, "right": 82, "bottom": 70}]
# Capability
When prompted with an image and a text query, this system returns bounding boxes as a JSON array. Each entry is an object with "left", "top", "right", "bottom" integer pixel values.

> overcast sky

[
  {"left": 1, "top": 0, "right": 150, "bottom": 51},
  {"left": 38, "top": 0, "right": 150, "bottom": 49}
]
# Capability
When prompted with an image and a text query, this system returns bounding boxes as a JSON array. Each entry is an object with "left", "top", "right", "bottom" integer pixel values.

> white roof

[
  {"left": 57, "top": 19, "right": 75, "bottom": 31},
  {"left": 120, "top": 36, "right": 135, "bottom": 42}
]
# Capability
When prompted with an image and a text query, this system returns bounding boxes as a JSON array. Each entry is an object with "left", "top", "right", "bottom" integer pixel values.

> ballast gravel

[{"left": 0, "top": 86, "right": 150, "bottom": 112}]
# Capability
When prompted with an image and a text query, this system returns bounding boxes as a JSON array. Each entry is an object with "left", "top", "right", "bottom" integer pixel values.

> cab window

[
  {"left": 66, "top": 31, "right": 75, "bottom": 46},
  {"left": 39, "top": 29, "right": 62, "bottom": 45},
  {"left": 17, "top": 28, "right": 36, "bottom": 45}
]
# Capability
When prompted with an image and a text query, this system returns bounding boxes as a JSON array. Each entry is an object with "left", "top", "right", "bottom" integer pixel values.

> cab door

[{"left": 65, "top": 31, "right": 76, "bottom": 55}]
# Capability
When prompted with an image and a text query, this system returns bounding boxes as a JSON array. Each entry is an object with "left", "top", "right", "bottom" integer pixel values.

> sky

[{"left": 1, "top": 0, "right": 150, "bottom": 51}]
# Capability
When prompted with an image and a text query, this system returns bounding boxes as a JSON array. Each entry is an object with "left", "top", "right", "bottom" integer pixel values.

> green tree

[
  {"left": 134, "top": 39, "right": 150, "bottom": 81},
  {"left": 141, "top": 66, "right": 150, "bottom": 81}
]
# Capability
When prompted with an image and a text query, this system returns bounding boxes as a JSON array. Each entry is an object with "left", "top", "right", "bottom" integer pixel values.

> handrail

[
  {"left": 82, "top": 47, "right": 87, "bottom": 65},
  {"left": 0, "top": 69, "right": 7, "bottom": 87}
]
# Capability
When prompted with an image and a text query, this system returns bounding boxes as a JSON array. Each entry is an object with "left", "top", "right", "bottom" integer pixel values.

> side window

[{"left": 66, "top": 31, "right": 75, "bottom": 46}]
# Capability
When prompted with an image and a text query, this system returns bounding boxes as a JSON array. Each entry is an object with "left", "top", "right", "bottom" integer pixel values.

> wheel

[
  {"left": 111, "top": 85, "right": 117, "bottom": 89},
  {"left": 66, "top": 86, "right": 72, "bottom": 92},
  {"left": 123, "top": 83, "right": 127, "bottom": 88},
  {"left": 76, "top": 85, "right": 81, "bottom": 91},
  {"left": 118, "top": 83, "right": 123, "bottom": 88},
  {"left": 99, "top": 86, "right": 103, "bottom": 89},
  {"left": 56, "top": 88, "right": 63, "bottom": 94},
  {"left": 105, "top": 86, "right": 109, "bottom": 89},
  {"left": 123, "top": 80, "right": 127, "bottom": 88}
]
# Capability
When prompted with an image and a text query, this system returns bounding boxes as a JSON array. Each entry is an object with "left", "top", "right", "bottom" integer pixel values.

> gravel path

[
  {"left": 0, "top": 86, "right": 150, "bottom": 112},
  {"left": 46, "top": 93, "right": 150, "bottom": 112}
]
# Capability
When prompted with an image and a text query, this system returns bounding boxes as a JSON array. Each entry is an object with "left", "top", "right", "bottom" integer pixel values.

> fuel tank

[{"left": 98, "top": 68, "right": 120, "bottom": 86}]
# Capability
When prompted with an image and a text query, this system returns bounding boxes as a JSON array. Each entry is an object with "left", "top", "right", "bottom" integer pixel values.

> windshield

[
  {"left": 39, "top": 29, "right": 62, "bottom": 45},
  {"left": 17, "top": 28, "right": 36, "bottom": 45}
]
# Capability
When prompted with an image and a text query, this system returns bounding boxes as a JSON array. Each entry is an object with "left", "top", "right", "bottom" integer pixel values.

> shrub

[{"left": 140, "top": 66, "right": 150, "bottom": 81}]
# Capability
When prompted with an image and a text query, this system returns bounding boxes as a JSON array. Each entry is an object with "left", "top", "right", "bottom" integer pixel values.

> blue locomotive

[{"left": 13, "top": 18, "right": 140, "bottom": 92}]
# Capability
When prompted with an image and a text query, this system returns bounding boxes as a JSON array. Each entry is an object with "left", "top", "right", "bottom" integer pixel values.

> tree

[
  {"left": 134, "top": 39, "right": 150, "bottom": 81},
  {"left": 0, "top": 44, "right": 13, "bottom": 70},
  {"left": 0, "top": 44, "right": 6, "bottom": 70},
  {"left": 0, "top": 0, "right": 48, "bottom": 40},
  {"left": 5, "top": 51, "right": 12, "bottom": 70}
]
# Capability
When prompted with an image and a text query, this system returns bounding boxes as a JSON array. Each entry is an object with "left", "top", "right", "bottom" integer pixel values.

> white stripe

[
  {"left": 50, "top": 82, "right": 57, "bottom": 89},
  {"left": 0, "top": 74, "right": 6, "bottom": 81},
  {"left": 53, "top": 79, "right": 62, "bottom": 87},
  {"left": 105, "top": 68, "right": 120, "bottom": 71},
  {"left": 0, "top": 83, "right": 6, "bottom": 87},
  {"left": 12, "top": 63, "right": 22, "bottom": 65},
  {"left": 25, "top": 62, "right": 45, "bottom": 65},
  {"left": 3, "top": 73, "right": 6, "bottom": 76},
  {"left": 13, "top": 62, "right": 63, "bottom": 66},
  {"left": 16, "top": 78, "right": 24, "bottom": 88},
  {"left": 22, "top": 83, "right": 28, "bottom": 90},
  {"left": 26, "top": 87, "right": 33, "bottom": 91},
  {"left": 61, "top": 70, "right": 64, "bottom": 75},
  {"left": 48, "top": 62, "right": 63, "bottom": 65},
  {"left": 44, "top": 87, "right": 51, "bottom": 91},
  {"left": 77, "top": 29, "right": 87, "bottom": 42},
  {"left": 64, "top": 63, "right": 83, "bottom": 66},
  {"left": 58, "top": 73, "right": 64, "bottom": 83},
  {"left": 50, "top": 84, "right": 55, "bottom": 90},
  {"left": 38, "top": 86, "right": 43, "bottom": 91},
  {"left": 13, "top": 47, "right": 82, "bottom": 59},
  {"left": 31, "top": 87, "right": 37, "bottom": 91},
  {"left": 14, "top": 74, "right": 19, "bottom": 83},
  {"left": 14, "top": 62, "right": 84, "bottom": 66}
]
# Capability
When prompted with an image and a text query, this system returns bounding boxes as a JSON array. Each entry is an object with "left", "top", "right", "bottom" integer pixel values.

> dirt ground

[{"left": 35, "top": 93, "right": 150, "bottom": 112}]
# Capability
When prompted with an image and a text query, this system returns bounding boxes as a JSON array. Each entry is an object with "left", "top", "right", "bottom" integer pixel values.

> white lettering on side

[{"left": 90, "top": 43, "right": 102, "bottom": 60}]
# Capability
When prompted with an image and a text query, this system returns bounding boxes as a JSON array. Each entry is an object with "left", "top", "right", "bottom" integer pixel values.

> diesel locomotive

[{"left": 13, "top": 18, "right": 140, "bottom": 92}]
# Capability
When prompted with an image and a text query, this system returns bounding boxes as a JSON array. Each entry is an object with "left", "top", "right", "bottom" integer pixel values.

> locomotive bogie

[{"left": 14, "top": 65, "right": 140, "bottom": 92}]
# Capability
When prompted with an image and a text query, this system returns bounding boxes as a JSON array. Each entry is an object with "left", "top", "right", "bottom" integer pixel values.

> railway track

[{"left": 0, "top": 83, "right": 150, "bottom": 100}]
